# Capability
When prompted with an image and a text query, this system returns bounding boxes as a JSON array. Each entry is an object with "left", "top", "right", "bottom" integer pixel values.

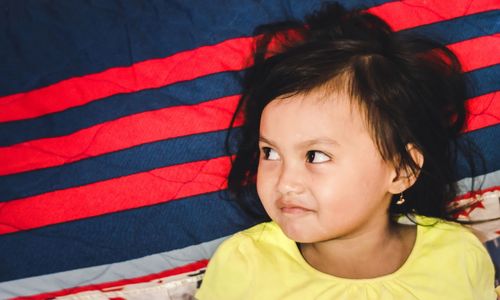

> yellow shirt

[{"left": 196, "top": 217, "right": 496, "bottom": 300}]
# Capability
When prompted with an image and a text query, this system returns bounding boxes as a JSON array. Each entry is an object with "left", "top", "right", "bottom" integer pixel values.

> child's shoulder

[
  {"left": 414, "top": 215, "right": 488, "bottom": 254},
  {"left": 416, "top": 215, "right": 477, "bottom": 236},
  {"left": 215, "top": 221, "right": 287, "bottom": 256},
  {"left": 196, "top": 222, "right": 286, "bottom": 299}
]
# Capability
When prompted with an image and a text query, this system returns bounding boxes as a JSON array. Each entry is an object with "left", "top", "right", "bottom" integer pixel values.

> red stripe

[
  {"left": 0, "top": 95, "right": 241, "bottom": 176},
  {"left": 12, "top": 260, "right": 208, "bottom": 300},
  {"left": 1, "top": 86, "right": 496, "bottom": 177},
  {"left": 2, "top": 149, "right": 496, "bottom": 235},
  {"left": 449, "top": 34, "right": 500, "bottom": 72},
  {"left": 0, "top": 37, "right": 254, "bottom": 123},
  {"left": 0, "top": 156, "right": 231, "bottom": 235},
  {"left": 2, "top": 33, "right": 498, "bottom": 177},
  {"left": 453, "top": 185, "right": 500, "bottom": 202},
  {"left": 465, "top": 92, "right": 500, "bottom": 132},
  {"left": 368, "top": 0, "right": 500, "bottom": 31},
  {"left": 451, "top": 186, "right": 500, "bottom": 219},
  {"left": 2, "top": 1, "right": 498, "bottom": 123}
]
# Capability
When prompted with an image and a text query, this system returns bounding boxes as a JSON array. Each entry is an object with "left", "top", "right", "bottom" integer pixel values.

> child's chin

[{"left": 278, "top": 221, "right": 319, "bottom": 243}]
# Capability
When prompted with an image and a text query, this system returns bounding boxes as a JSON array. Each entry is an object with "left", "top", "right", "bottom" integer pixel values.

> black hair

[{"left": 226, "top": 3, "right": 481, "bottom": 221}]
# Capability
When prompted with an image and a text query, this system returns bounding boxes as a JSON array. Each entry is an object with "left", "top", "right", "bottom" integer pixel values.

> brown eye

[
  {"left": 306, "top": 151, "right": 330, "bottom": 163},
  {"left": 261, "top": 147, "right": 280, "bottom": 160}
]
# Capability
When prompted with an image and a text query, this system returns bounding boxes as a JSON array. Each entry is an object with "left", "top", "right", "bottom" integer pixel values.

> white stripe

[
  {"left": 456, "top": 169, "right": 500, "bottom": 195},
  {"left": 0, "top": 237, "right": 228, "bottom": 299}
]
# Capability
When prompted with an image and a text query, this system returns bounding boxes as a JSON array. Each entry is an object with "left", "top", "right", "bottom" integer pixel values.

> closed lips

[{"left": 279, "top": 203, "right": 314, "bottom": 214}]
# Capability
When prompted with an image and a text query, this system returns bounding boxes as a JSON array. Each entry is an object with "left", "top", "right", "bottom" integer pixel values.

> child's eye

[
  {"left": 306, "top": 151, "right": 331, "bottom": 163},
  {"left": 262, "top": 147, "right": 280, "bottom": 161}
]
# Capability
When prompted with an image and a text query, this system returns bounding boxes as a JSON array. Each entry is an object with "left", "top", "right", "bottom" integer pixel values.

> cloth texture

[
  {"left": 196, "top": 217, "right": 496, "bottom": 300},
  {"left": 1, "top": 1, "right": 498, "bottom": 298}
]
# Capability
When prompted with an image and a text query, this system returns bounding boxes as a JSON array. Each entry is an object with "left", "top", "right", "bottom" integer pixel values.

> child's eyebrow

[
  {"left": 298, "top": 138, "right": 340, "bottom": 148},
  {"left": 259, "top": 136, "right": 339, "bottom": 147},
  {"left": 258, "top": 136, "right": 275, "bottom": 146}
]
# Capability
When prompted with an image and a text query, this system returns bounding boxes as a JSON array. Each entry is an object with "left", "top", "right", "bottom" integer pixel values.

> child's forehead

[
  {"left": 266, "top": 88, "right": 363, "bottom": 118},
  {"left": 261, "top": 90, "right": 368, "bottom": 135}
]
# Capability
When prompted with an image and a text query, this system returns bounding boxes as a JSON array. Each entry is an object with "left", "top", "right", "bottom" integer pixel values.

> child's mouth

[{"left": 281, "top": 206, "right": 313, "bottom": 215}]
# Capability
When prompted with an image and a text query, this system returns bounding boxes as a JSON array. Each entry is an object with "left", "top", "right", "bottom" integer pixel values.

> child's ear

[{"left": 389, "top": 144, "right": 424, "bottom": 194}]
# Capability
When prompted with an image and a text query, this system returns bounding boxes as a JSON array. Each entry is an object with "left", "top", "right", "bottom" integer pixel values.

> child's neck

[{"left": 299, "top": 219, "right": 417, "bottom": 279}]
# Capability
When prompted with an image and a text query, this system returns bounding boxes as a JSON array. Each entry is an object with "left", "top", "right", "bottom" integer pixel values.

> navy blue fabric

[
  {"left": 2, "top": 1, "right": 495, "bottom": 97},
  {"left": 468, "top": 63, "right": 500, "bottom": 97},
  {"left": 0, "top": 0, "right": 393, "bottom": 96},
  {"left": 0, "top": 71, "right": 243, "bottom": 147},
  {"left": 402, "top": 9, "right": 500, "bottom": 44},
  {"left": 0, "top": 190, "right": 267, "bottom": 282},
  {"left": 0, "top": 129, "right": 236, "bottom": 202},
  {"left": 0, "top": 63, "right": 498, "bottom": 147},
  {"left": 455, "top": 124, "right": 500, "bottom": 180},
  {"left": 0, "top": 0, "right": 498, "bottom": 287},
  {"left": 2, "top": 124, "right": 498, "bottom": 203}
]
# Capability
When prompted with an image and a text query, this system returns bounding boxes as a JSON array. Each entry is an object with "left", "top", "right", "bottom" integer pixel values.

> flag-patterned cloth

[{"left": 0, "top": 0, "right": 499, "bottom": 299}]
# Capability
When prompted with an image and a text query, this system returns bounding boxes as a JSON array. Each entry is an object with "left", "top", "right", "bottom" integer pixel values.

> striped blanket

[{"left": 0, "top": 0, "right": 498, "bottom": 299}]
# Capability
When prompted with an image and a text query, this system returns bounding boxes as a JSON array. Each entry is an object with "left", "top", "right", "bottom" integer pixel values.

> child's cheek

[{"left": 256, "top": 162, "right": 277, "bottom": 195}]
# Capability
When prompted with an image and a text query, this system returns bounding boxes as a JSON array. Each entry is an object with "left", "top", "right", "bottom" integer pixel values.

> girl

[{"left": 196, "top": 3, "right": 497, "bottom": 299}]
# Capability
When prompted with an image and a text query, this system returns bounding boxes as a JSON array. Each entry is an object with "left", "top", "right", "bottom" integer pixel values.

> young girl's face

[{"left": 256, "top": 89, "right": 399, "bottom": 243}]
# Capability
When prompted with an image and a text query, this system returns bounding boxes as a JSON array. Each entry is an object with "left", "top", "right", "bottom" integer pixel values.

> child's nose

[{"left": 277, "top": 162, "right": 305, "bottom": 195}]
